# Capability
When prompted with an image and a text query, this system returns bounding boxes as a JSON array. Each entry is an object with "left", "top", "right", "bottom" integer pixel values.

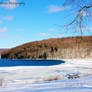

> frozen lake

[{"left": 0, "top": 59, "right": 92, "bottom": 92}]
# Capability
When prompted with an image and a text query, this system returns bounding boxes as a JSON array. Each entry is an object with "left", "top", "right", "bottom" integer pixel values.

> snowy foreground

[
  {"left": 1, "top": 76, "right": 92, "bottom": 92},
  {"left": 0, "top": 59, "right": 92, "bottom": 92}
]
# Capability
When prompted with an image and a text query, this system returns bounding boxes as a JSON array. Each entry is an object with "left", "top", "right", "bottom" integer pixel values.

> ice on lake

[{"left": 0, "top": 59, "right": 92, "bottom": 92}]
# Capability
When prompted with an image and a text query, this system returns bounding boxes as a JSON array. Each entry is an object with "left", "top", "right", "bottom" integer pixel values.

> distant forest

[{"left": 1, "top": 36, "right": 92, "bottom": 59}]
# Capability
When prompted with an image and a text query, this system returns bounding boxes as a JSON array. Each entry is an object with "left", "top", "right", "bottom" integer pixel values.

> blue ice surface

[{"left": 0, "top": 59, "right": 65, "bottom": 67}]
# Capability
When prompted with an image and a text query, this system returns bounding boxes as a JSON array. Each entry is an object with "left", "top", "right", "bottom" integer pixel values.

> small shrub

[
  {"left": 66, "top": 73, "right": 80, "bottom": 79},
  {"left": 43, "top": 76, "right": 60, "bottom": 82}
]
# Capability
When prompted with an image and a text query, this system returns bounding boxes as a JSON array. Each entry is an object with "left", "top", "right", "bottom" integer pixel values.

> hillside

[
  {"left": 1, "top": 36, "right": 92, "bottom": 59},
  {"left": 0, "top": 49, "right": 9, "bottom": 54}
]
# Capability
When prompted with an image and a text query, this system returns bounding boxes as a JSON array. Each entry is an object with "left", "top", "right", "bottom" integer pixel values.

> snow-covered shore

[
  {"left": 0, "top": 59, "right": 92, "bottom": 92},
  {"left": 1, "top": 76, "right": 92, "bottom": 92}
]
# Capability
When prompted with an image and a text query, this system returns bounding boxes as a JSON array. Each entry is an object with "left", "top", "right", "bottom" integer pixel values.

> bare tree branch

[{"left": 64, "top": 0, "right": 92, "bottom": 35}]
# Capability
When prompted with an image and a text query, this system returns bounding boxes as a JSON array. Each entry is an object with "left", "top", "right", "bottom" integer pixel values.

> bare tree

[{"left": 64, "top": 0, "right": 92, "bottom": 35}]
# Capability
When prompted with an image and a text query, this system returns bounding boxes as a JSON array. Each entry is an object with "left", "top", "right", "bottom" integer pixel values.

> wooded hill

[
  {"left": 0, "top": 49, "right": 9, "bottom": 54},
  {"left": 1, "top": 36, "right": 92, "bottom": 59}
]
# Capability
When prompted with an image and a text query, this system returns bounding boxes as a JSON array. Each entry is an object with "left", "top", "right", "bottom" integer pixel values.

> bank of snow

[
  {"left": 0, "top": 59, "right": 92, "bottom": 92},
  {"left": 0, "top": 76, "right": 92, "bottom": 92}
]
